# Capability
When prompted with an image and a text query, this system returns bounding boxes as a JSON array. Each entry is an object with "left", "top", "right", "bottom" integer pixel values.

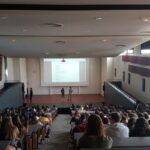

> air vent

[
  {"left": 41, "top": 23, "right": 64, "bottom": 27},
  {"left": 116, "top": 44, "right": 126, "bottom": 47},
  {"left": 56, "top": 41, "right": 66, "bottom": 44}
]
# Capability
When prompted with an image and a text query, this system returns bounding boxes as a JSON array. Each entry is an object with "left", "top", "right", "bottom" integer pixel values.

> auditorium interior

[{"left": 0, "top": 1, "right": 150, "bottom": 150}]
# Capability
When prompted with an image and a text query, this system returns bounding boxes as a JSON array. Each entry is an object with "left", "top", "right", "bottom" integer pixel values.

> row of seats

[
  {"left": 70, "top": 103, "right": 150, "bottom": 150},
  {"left": 0, "top": 106, "right": 58, "bottom": 150},
  {"left": 0, "top": 123, "right": 48, "bottom": 150},
  {"left": 24, "top": 125, "right": 48, "bottom": 150},
  {"left": 74, "top": 134, "right": 150, "bottom": 149}
]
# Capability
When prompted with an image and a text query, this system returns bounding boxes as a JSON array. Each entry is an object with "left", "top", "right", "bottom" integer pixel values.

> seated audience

[
  {"left": 39, "top": 114, "right": 51, "bottom": 138},
  {"left": 121, "top": 114, "right": 129, "bottom": 126},
  {"left": 12, "top": 115, "right": 23, "bottom": 133},
  {"left": 106, "top": 112, "right": 129, "bottom": 137},
  {"left": 78, "top": 114, "right": 112, "bottom": 149},
  {"left": 70, "top": 110, "right": 80, "bottom": 124},
  {"left": 127, "top": 117, "right": 137, "bottom": 136},
  {"left": 0, "top": 116, "right": 20, "bottom": 140},
  {"left": 20, "top": 115, "right": 29, "bottom": 134},
  {"left": 0, "top": 113, "right": 2, "bottom": 128},
  {"left": 131, "top": 117, "right": 150, "bottom": 137},
  {"left": 72, "top": 114, "right": 86, "bottom": 134},
  {"left": 102, "top": 116, "right": 110, "bottom": 127}
]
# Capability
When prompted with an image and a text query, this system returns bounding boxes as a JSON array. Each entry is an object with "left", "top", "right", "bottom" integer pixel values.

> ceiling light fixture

[
  {"left": 142, "top": 17, "right": 150, "bottom": 22},
  {"left": 1, "top": 16, "right": 8, "bottom": 20},
  {"left": 23, "top": 29, "right": 28, "bottom": 32},
  {"left": 96, "top": 17, "right": 103, "bottom": 20},
  {"left": 45, "top": 52, "right": 49, "bottom": 55},
  {"left": 12, "top": 39, "right": 16, "bottom": 43},
  {"left": 75, "top": 51, "right": 80, "bottom": 55},
  {"left": 101, "top": 39, "right": 107, "bottom": 42}
]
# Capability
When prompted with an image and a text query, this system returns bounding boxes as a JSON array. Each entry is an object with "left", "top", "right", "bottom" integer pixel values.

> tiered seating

[
  {"left": 23, "top": 110, "right": 57, "bottom": 150},
  {"left": 112, "top": 137, "right": 150, "bottom": 148},
  {"left": 70, "top": 103, "right": 150, "bottom": 150},
  {"left": 0, "top": 105, "right": 58, "bottom": 150}
]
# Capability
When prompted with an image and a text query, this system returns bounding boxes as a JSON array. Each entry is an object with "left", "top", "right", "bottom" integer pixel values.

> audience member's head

[
  {"left": 121, "top": 115, "right": 128, "bottom": 125},
  {"left": 102, "top": 117, "right": 109, "bottom": 125},
  {"left": 143, "top": 112, "right": 149, "bottom": 120},
  {"left": 133, "top": 117, "right": 150, "bottom": 137},
  {"left": 135, "top": 117, "right": 149, "bottom": 128},
  {"left": 12, "top": 115, "right": 22, "bottom": 131},
  {"left": 127, "top": 117, "right": 136, "bottom": 129},
  {"left": 80, "top": 114, "right": 86, "bottom": 123},
  {"left": 110, "top": 112, "right": 121, "bottom": 124},
  {"left": 138, "top": 113, "right": 144, "bottom": 118},
  {"left": 99, "top": 112, "right": 104, "bottom": 120},
  {"left": 128, "top": 112, "right": 138, "bottom": 118},
  {"left": 0, "top": 113, "right": 2, "bottom": 125},
  {"left": 0, "top": 116, "right": 17, "bottom": 140},
  {"left": 86, "top": 114, "right": 105, "bottom": 137}
]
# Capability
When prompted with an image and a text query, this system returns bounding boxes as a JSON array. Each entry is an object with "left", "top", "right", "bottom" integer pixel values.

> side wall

[
  {"left": 113, "top": 55, "right": 150, "bottom": 103},
  {"left": 20, "top": 58, "right": 27, "bottom": 91},
  {"left": 7, "top": 57, "right": 27, "bottom": 90},
  {"left": 101, "top": 57, "right": 114, "bottom": 95}
]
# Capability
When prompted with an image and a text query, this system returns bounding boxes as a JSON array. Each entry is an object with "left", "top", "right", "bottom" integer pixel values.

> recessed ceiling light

[
  {"left": 1, "top": 16, "right": 8, "bottom": 20},
  {"left": 101, "top": 39, "right": 107, "bottom": 42},
  {"left": 75, "top": 51, "right": 80, "bottom": 55},
  {"left": 23, "top": 29, "right": 28, "bottom": 32},
  {"left": 45, "top": 52, "right": 49, "bottom": 55},
  {"left": 12, "top": 39, "right": 16, "bottom": 43},
  {"left": 142, "top": 17, "right": 150, "bottom": 22},
  {"left": 41, "top": 23, "right": 64, "bottom": 27},
  {"left": 96, "top": 17, "right": 103, "bottom": 20},
  {"left": 56, "top": 41, "right": 66, "bottom": 44}
]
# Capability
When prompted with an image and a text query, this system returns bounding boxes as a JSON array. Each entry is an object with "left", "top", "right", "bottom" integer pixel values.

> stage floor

[{"left": 25, "top": 94, "right": 104, "bottom": 107}]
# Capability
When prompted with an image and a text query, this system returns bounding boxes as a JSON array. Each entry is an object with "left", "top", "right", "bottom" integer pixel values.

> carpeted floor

[{"left": 39, "top": 115, "right": 71, "bottom": 150}]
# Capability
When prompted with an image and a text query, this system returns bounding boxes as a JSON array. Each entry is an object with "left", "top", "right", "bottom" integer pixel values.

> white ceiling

[{"left": 0, "top": 1, "right": 150, "bottom": 57}]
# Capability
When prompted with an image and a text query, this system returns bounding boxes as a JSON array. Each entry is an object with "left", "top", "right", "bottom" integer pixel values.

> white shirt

[{"left": 106, "top": 122, "right": 129, "bottom": 138}]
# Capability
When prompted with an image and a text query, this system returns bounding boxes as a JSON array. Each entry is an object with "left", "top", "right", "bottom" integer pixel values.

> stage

[{"left": 25, "top": 94, "right": 104, "bottom": 107}]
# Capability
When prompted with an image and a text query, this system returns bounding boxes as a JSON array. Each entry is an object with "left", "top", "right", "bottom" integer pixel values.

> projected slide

[
  {"left": 41, "top": 58, "right": 88, "bottom": 86},
  {"left": 52, "top": 61, "right": 79, "bottom": 82}
]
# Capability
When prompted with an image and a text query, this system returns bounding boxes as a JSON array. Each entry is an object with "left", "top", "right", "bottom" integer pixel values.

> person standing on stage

[
  {"left": 29, "top": 88, "right": 33, "bottom": 104},
  {"left": 61, "top": 88, "right": 65, "bottom": 97},
  {"left": 68, "top": 86, "right": 73, "bottom": 102}
]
